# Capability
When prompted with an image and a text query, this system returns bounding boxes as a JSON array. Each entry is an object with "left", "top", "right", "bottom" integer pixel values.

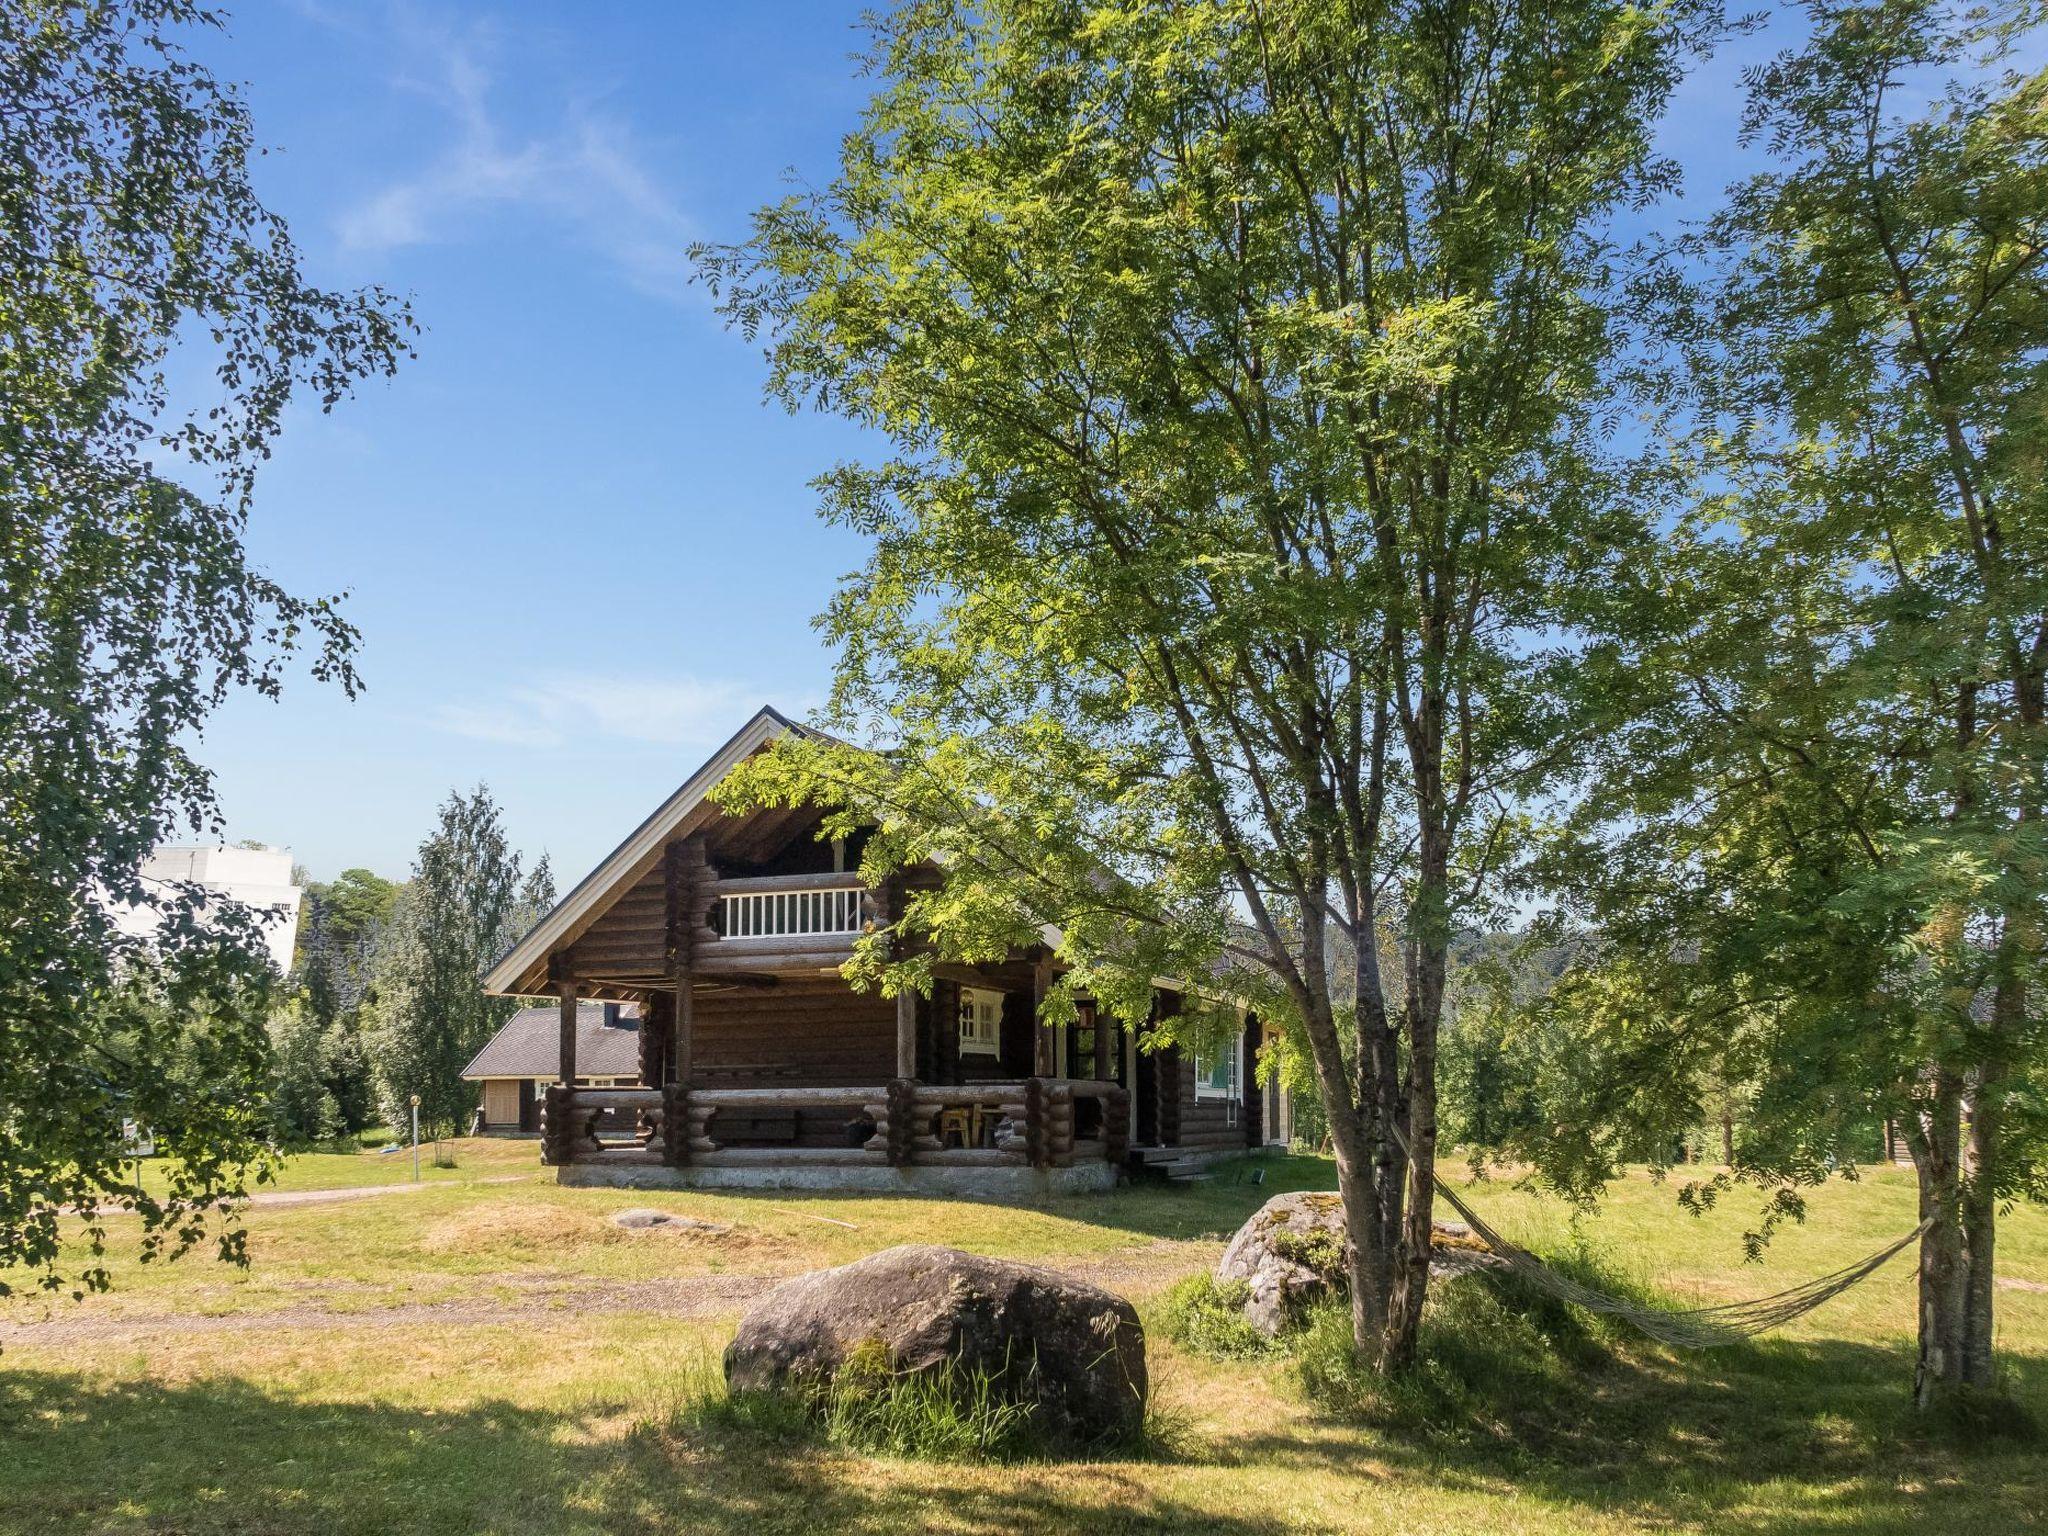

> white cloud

[
  {"left": 433, "top": 672, "right": 771, "bottom": 749},
  {"left": 333, "top": 7, "right": 695, "bottom": 300}
]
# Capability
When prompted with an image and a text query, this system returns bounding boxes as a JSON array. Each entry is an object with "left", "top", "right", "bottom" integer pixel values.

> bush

[
  {"left": 1158, "top": 1274, "right": 1278, "bottom": 1361},
  {"left": 1293, "top": 1243, "right": 1652, "bottom": 1444}
]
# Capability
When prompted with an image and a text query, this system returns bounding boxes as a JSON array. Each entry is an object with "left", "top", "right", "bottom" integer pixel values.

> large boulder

[
  {"left": 724, "top": 1244, "right": 1146, "bottom": 1442},
  {"left": 1216, "top": 1190, "right": 1500, "bottom": 1335}
]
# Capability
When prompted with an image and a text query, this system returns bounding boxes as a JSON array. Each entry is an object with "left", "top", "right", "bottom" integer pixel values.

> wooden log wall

[
  {"left": 922, "top": 977, "right": 957, "bottom": 1084},
  {"left": 565, "top": 864, "right": 669, "bottom": 977},
  {"left": 1175, "top": 1051, "right": 1252, "bottom": 1155},
  {"left": 999, "top": 988, "right": 1036, "bottom": 1079},
  {"left": 692, "top": 980, "right": 897, "bottom": 1082}
]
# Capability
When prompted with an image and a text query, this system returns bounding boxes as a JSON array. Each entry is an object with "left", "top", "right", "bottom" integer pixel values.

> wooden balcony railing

[
  {"left": 714, "top": 873, "right": 869, "bottom": 942},
  {"left": 541, "top": 1078, "right": 1129, "bottom": 1173}
]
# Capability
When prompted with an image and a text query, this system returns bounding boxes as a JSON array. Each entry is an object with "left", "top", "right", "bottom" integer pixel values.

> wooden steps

[{"left": 1129, "top": 1145, "right": 1213, "bottom": 1184}]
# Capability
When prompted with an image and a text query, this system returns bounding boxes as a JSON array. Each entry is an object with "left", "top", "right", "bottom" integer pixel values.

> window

[
  {"left": 959, "top": 987, "right": 1003, "bottom": 1057},
  {"left": 1194, "top": 1025, "right": 1243, "bottom": 1102}
]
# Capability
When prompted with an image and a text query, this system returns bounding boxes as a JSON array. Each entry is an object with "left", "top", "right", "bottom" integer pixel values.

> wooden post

[
  {"left": 886, "top": 1078, "right": 918, "bottom": 1166},
  {"left": 1105, "top": 1085, "right": 1131, "bottom": 1166},
  {"left": 666, "top": 835, "right": 711, "bottom": 1089},
  {"left": 662, "top": 1082, "right": 688, "bottom": 1167},
  {"left": 896, "top": 988, "right": 917, "bottom": 1081},
  {"left": 1024, "top": 1076, "right": 1049, "bottom": 1169},
  {"left": 540, "top": 1083, "right": 573, "bottom": 1166},
  {"left": 1032, "top": 953, "right": 1055, "bottom": 1077},
  {"left": 1091, "top": 1003, "right": 1111, "bottom": 1081},
  {"left": 556, "top": 976, "right": 579, "bottom": 1087}
]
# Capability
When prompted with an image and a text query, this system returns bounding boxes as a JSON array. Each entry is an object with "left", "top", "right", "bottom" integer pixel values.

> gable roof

[
  {"left": 482, "top": 706, "right": 815, "bottom": 997},
  {"left": 462, "top": 1002, "right": 642, "bottom": 1080}
]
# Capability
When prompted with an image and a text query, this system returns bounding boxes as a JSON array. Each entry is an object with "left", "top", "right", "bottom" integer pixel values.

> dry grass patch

[{"left": 415, "top": 1201, "right": 632, "bottom": 1257}]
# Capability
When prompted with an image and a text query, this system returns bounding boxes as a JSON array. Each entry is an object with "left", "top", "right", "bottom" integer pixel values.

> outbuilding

[{"left": 461, "top": 1001, "right": 642, "bottom": 1132}]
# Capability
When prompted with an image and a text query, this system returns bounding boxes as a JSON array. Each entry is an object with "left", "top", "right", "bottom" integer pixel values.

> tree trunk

[
  {"left": 1381, "top": 982, "right": 1442, "bottom": 1372},
  {"left": 1960, "top": 1052, "right": 2006, "bottom": 1390},
  {"left": 1379, "top": 829, "right": 1450, "bottom": 1372},
  {"left": 1294, "top": 964, "right": 1394, "bottom": 1352},
  {"left": 1909, "top": 1077, "right": 1968, "bottom": 1410}
]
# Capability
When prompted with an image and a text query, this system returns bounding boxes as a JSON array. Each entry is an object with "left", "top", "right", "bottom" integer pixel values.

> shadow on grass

[
  {"left": 1237, "top": 1311, "right": 2048, "bottom": 1536},
  {"left": 0, "top": 1370, "right": 1285, "bottom": 1536},
  {"left": 639, "top": 1148, "right": 1324, "bottom": 1249}
]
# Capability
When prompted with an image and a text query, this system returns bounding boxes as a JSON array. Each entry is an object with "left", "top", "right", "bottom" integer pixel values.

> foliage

[
  {"left": 1270, "top": 1225, "right": 1347, "bottom": 1280},
  {"left": 1293, "top": 1246, "right": 1648, "bottom": 1440},
  {"left": 282, "top": 867, "right": 401, "bottom": 1136},
  {"left": 0, "top": 0, "right": 410, "bottom": 1301},
  {"left": 294, "top": 868, "right": 400, "bottom": 1025},
  {"left": 267, "top": 993, "right": 344, "bottom": 1145},
  {"left": 367, "top": 790, "right": 553, "bottom": 1136},
  {"left": 697, "top": 0, "right": 1718, "bottom": 1373},
  {"left": 1157, "top": 1274, "right": 1278, "bottom": 1361},
  {"left": 1488, "top": 0, "right": 2048, "bottom": 1404}
]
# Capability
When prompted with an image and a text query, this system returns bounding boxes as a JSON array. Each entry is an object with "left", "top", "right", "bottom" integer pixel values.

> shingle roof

[{"left": 461, "top": 1002, "right": 643, "bottom": 1081}]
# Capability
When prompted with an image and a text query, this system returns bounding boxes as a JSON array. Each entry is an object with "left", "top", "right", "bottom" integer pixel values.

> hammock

[{"left": 1391, "top": 1128, "right": 1930, "bottom": 1349}]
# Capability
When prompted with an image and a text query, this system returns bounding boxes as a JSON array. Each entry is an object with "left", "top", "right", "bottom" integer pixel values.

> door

[{"left": 1134, "top": 1040, "right": 1159, "bottom": 1146}]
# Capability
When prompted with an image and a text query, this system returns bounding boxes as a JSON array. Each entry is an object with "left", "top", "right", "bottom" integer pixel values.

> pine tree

[{"left": 368, "top": 789, "right": 538, "bottom": 1136}]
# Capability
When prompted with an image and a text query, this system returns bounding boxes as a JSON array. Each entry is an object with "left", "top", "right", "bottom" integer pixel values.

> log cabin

[{"left": 482, "top": 706, "right": 1291, "bottom": 1193}]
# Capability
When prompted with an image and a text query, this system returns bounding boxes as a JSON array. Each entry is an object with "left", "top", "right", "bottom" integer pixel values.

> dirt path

[
  {"left": 89, "top": 1173, "right": 536, "bottom": 1217},
  {"left": 0, "top": 1240, "right": 1214, "bottom": 1347}
]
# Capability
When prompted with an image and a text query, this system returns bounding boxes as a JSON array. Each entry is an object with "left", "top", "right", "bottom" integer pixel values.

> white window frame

[
  {"left": 958, "top": 987, "right": 1003, "bottom": 1058},
  {"left": 1193, "top": 1021, "right": 1244, "bottom": 1103}
]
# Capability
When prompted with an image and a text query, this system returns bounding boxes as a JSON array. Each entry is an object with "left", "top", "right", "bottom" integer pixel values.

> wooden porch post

[
  {"left": 666, "top": 835, "right": 711, "bottom": 1088},
  {"left": 556, "top": 971, "right": 579, "bottom": 1086},
  {"left": 1032, "top": 952, "right": 1055, "bottom": 1077},
  {"left": 1091, "top": 1002, "right": 1111, "bottom": 1081},
  {"left": 896, "top": 988, "right": 917, "bottom": 1080}
]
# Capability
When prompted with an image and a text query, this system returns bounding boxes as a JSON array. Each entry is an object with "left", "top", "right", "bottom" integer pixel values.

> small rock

[
  {"left": 725, "top": 1244, "right": 1146, "bottom": 1442},
  {"left": 611, "top": 1208, "right": 729, "bottom": 1233}
]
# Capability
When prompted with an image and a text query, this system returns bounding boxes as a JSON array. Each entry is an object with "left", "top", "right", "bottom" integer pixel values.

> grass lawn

[
  {"left": 2, "top": 1148, "right": 2042, "bottom": 1535},
  {"left": 126, "top": 1134, "right": 540, "bottom": 1200}
]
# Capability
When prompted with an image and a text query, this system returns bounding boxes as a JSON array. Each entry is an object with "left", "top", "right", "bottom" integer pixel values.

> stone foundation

[{"left": 556, "top": 1160, "right": 1121, "bottom": 1197}]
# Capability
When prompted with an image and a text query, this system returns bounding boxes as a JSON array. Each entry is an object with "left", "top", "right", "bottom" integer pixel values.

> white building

[{"left": 112, "top": 844, "right": 304, "bottom": 974}]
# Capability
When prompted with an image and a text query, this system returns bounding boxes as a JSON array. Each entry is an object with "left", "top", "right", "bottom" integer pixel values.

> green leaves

[
  {"left": 701, "top": 0, "right": 1714, "bottom": 1363},
  {"left": 365, "top": 790, "right": 551, "bottom": 1138},
  {"left": 0, "top": 1, "right": 412, "bottom": 1302},
  {"left": 1494, "top": 1, "right": 2048, "bottom": 1264}
]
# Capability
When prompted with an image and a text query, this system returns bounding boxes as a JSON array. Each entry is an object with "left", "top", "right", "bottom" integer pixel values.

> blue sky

[{"left": 189, "top": 0, "right": 1786, "bottom": 886}]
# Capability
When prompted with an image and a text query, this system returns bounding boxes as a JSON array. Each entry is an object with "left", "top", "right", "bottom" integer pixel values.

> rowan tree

[{"left": 699, "top": 0, "right": 1714, "bottom": 1370}]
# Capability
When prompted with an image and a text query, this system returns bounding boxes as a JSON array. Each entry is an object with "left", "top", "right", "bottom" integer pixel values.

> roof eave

[{"left": 481, "top": 706, "right": 807, "bottom": 997}]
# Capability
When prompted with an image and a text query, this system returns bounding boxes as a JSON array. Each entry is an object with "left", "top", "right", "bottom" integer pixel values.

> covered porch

[
  {"left": 515, "top": 829, "right": 1129, "bottom": 1190},
  {"left": 484, "top": 709, "right": 1141, "bottom": 1192}
]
